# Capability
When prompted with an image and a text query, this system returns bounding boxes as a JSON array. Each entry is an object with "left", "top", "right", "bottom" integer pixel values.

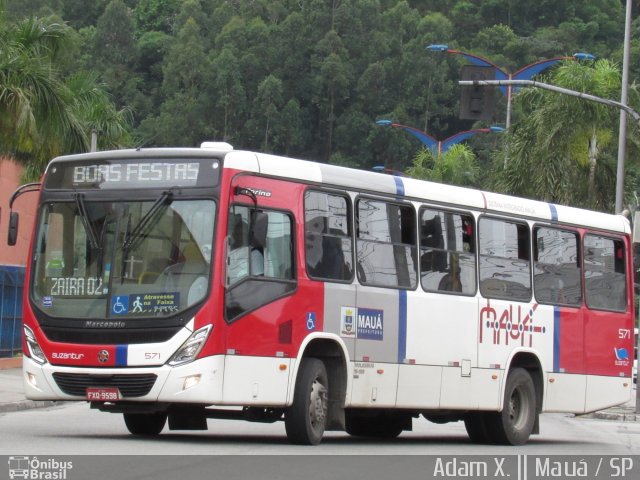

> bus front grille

[
  {"left": 42, "top": 326, "right": 180, "bottom": 345},
  {"left": 52, "top": 373, "right": 158, "bottom": 398}
]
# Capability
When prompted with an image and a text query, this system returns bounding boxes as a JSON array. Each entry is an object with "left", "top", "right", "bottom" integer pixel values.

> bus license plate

[{"left": 86, "top": 387, "right": 121, "bottom": 402}]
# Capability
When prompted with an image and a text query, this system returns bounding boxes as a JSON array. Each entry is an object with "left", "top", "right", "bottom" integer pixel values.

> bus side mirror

[{"left": 7, "top": 212, "right": 19, "bottom": 246}]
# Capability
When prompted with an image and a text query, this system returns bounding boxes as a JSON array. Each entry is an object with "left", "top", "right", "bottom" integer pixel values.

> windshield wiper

[
  {"left": 73, "top": 193, "right": 100, "bottom": 251},
  {"left": 123, "top": 191, "right": 173, "bottom": 253}
]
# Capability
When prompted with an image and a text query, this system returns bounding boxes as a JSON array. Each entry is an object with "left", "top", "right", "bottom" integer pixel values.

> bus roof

[
  {"left": 45, "top": 147, "right": 630, "bottom": 235},
  {"left": 225, "top": 149, "right": 630, "bottom": 235}
]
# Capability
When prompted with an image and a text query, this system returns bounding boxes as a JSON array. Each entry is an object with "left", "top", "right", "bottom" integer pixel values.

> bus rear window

[{"left": 584, "top": 235, "right": 627, "bottom": 312}]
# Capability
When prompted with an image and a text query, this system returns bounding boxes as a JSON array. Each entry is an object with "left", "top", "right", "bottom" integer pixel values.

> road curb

[
  {"left": 0, "top": 357, "right": 22, "bottom": 370},
  {"left": 0, "top": 400, "right": 59, "bottom": 413},
  {"left": 592, "top": 411, "right": 639, "bottom": 422},
  {"left": 579, "top": 410, "right": 640, "bottom": 422}
]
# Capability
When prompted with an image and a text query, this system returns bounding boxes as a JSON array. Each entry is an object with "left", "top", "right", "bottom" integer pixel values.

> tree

[
  {"left": 211, "top": 47, "right": 245, "bottom": 143},
  {"left": 65, "top": 71, "right": 133, "bottom": 148},
  {"left": 311, "top": 30, "right": 354, "bottom": 161},
  {"left": 140, "top": 17, "right": 213, "bottom": 146},
  {"left": 91, "top": 0, "right": 139, "bottom": 110},
  {"left": 255, "top": 74, "right": 283, "bottom": 151},
  {"left": 0, "top": 14, "right": 132, "bottom": 179},
  {"left": 280, "top": 98, "right": 305, "bottom": 156},
  {"left": 497, "top": 59, "right": 638, "bottom": 211},
  {"left": 0, "top": 16, "right": 85, "bottom": 170},
  {"left": 407, "top": 143, "right": 479, "bottom": 187},
  {"left": 134, "top": 0, "right": 180, "bottom": 34}
]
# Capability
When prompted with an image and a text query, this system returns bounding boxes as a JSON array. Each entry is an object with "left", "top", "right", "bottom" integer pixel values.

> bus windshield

[{"left": 31, "top": 198, "right": 216, "bottom": 319}]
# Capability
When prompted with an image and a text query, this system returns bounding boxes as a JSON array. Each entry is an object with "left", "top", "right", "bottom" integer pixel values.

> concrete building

[{"left": 0, "top": 157, "right": 38, "bottom": 358}]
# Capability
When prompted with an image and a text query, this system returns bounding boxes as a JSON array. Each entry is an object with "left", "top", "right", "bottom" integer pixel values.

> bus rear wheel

[
  {"left": 285, "top": 358, "right": 328, "bottom": 445},
  {"left": 123, "top": 412, "right": 167, "bottom": 436},
  {"left": 486, "top": 368, "right": 536, "bottom": 445}
]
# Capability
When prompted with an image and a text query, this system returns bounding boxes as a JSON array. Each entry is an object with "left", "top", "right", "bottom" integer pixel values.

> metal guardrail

[{"left": 0, "top": 266, "right": 25, "bottom": 358}]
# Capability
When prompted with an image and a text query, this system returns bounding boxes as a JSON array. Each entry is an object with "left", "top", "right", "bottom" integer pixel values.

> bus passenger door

[
  {"left": 349, "top": 198, "right": 417, "bottom": 407},
  {"left": 350, "top": 284, "right": 402, "bottom": 407}
]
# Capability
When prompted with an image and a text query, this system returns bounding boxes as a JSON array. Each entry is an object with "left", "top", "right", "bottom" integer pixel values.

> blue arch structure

[{"left": 376, "top": 120, "right": 503, "bottom": 154}]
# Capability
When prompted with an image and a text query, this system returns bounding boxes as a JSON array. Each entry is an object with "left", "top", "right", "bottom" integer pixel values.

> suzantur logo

[{"left": 51, "top": 353, "right": 84, "bottom": 360}]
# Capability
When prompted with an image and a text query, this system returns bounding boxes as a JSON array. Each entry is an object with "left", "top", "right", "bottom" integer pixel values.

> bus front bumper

[{"left": 22, "top": 354, "right": 293, "bottom": 406}]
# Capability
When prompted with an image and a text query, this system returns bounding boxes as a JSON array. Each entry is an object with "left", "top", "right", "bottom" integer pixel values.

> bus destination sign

[
  {"left": 45, "top": 158, "right": 220, "bottom": 190},
  {"left": 73, "top": 162, "right": 199, "bottom": 186}
]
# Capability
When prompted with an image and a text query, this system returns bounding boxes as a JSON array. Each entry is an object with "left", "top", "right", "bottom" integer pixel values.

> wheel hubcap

[{"left": 509, "top": 386, "right": 529, "bottom": 430}]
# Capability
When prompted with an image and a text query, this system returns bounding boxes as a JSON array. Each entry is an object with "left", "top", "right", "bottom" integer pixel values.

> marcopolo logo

[{"left": 8, "top": 456, "right": 73, "bottom": 479}]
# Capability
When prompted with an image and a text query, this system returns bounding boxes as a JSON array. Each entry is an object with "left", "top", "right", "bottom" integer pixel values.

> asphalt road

[
  {"left": 0, "top": 401, "right": 638, "bottom": 456},
  {"left": 2, "top": 402, "right": 639, "bottom": 480}
]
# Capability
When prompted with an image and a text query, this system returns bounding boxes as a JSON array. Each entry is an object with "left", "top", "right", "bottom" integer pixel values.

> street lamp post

[
  {"left": 616, "top": 0, "right": 633, "bottom": 215},
  {"left": 427, "top": 44, "right": 595, "bottom": 130},
  {"left": 459, "top": 78, "right": 640, "bottom": 214},
  {"left": 376, "top": 119, "right": 504, "bottom": 154}
]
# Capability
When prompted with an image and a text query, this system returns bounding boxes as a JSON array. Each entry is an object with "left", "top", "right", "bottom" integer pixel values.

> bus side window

[
  {"left": 304, "top": 191, "right": 353, "bottom": 282},
  {"left": 356, "top": 198, "right": 417, "bottom": 289},
  {"left": 584, "top": 234, "right": 626, "bottom": 312},
  {"left": 533, "top": 227, "right": 581, "bottom": 307},
  {"left": 479, "top": 217, "right": 531, "bottom": 302},
  {"left": 419, "top": 208, "right": 476, "bottom": 295}
]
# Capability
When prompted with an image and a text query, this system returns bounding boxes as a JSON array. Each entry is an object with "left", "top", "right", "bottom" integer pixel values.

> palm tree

[
  {"left": 406, "top": 143, "right": 480, "bottom": 187},
  {"left": 0, "top": 17, "right": 82, "bottom": 158},
  {"left": 0, "top": 14, "right": 132, "bottom": 180},
  {"left": 497, "top": 59, "right": 639, "bottom": 210}
]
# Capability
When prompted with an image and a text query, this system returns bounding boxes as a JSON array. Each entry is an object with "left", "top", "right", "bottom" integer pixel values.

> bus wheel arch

[
  {"left": 506, "top": 352, "right": 544, "bottom": 418},
  {"left": 489, "top": 352, "right": 544, "bottom": 445},
  {"left": 284, "top": 357, "right": 329, "bottom": 444},
  {"left": 290, "top": 337, "right": 349, "bottom": 432}
]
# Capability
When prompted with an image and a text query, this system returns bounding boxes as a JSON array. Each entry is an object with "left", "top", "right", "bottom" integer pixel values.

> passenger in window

[
  {"left": 305, "top": 216, "right": 346, "bottom": 279},
  {"left": 421, "top": 215, "right": 447, "bottom": 272},
  {"left": 227, "top": 214, "right": 264, "bottom": 282},
  {"left": 305, "top": 216, "right": 325, "bottom": 276}
]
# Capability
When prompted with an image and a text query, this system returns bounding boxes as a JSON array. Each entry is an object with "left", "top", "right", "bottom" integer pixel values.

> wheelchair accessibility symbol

[
  {"left": 306, "top": 312, "right": 316, "bottom": 331},
  {"left": 111, "top": 296, "right": 129, "bottom": 315}
]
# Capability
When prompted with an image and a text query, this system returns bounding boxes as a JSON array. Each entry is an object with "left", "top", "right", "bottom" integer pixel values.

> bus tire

[
  {"left": 463, "top": 413, "right": 490, "bottom": 443},
  {"left": 285, "top": 358, "right": 328, "bottom": 445},
  {"left": 345, "top": 410, "right": 406, "bottom": 438},
  {"left": 486, "top": 368, "right": 536, "bottom": 445},
  {"left": 123, "top": 412, "right": 167, "bottom": 436}
]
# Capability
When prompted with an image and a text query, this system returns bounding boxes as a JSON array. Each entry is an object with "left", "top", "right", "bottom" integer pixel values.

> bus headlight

[
  {"left": 169, "top": 325, "right": 212, "bottom": 366},
  {"left": 24, "top": 325, "right": 47, "bottom": 364}
]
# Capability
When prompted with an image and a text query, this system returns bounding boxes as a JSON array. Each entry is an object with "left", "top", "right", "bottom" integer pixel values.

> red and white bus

[{"left": 10, "top": 142, "right": 635, "bottom": 445}]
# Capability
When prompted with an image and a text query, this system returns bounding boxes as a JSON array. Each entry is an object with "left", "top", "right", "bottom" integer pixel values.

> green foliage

[
  {"left": 134, "top": 0, "right": 180, "bottom": 33},
  {"left": 496, "top": 59, "right": 639, "bottom": 211},
  {"left": 0, "top": 13, "right": 133, "bottom": 180},
  {"left": 407, "top": 143, "right": 479, "bottom": 186}
]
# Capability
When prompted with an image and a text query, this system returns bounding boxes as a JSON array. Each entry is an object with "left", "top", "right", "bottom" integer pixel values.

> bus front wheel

[
  {"left": 285, "top": 358, "right": 328, "bottom": 445},
  {"left": 486, "top": 368, "right": 536, "bottom": 445},
  {"left": 123, "top": 412, "right": 167, "bottom": 436}
]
